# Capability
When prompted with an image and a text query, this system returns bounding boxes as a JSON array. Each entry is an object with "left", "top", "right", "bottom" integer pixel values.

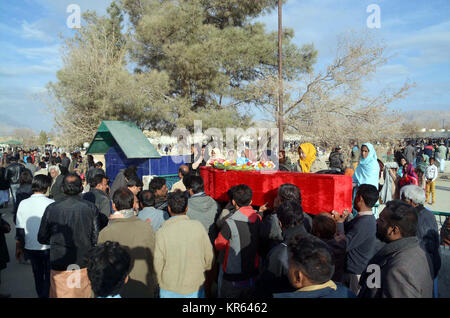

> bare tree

[{"left": 249, "top": 32, "right": 413, "bottom": 147}]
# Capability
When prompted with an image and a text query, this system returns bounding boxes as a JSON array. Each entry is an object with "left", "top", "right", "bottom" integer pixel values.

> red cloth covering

[{"left": 200, "top": 166, "right": 352, "bottom": 215}]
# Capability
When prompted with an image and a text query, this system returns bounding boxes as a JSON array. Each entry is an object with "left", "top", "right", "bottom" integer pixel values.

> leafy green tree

[
  {"left": 121, "top": 0, "right": 317, "bottom": 130},
  {"left": 38, "top": 130, "right": 48, "bottom": 146}
]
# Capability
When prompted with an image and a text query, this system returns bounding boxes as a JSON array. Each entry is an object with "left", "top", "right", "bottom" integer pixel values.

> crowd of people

[{"left": 0, "top": 140, "right": 448, "bottom": 299}]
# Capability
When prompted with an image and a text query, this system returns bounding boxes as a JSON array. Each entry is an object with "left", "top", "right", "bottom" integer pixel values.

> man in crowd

[
  {"left": 253, "top": 201, "right": 309, "bottom": 297},
  {"left": 215, "top": 184, "right": 262, "bottom": 298},
  {"left": 38, "top": 173, "right": 101, "bottom": 298},
  {"left": 110, "top": 165, "right": 138, "bottom": 199},
  {"left": 50, "top": 166, "right": 68, "bottom": 202},
  {"left": 273, "top": 235, "right": 355, "bottom": 298},
  {"left": 332, "top": 184, "right": 378, "bottom": 295},
  {"left": 435, "top": 141, "right": 447, "bottom": 173},
  {"left": 400, "top": 185, "right": 441, "bottom": 279},
  {"left": 359, "top": 200, "right": 433, "bottom": 298},
  {"left": 154, "top": 190, "right": 214, "bottom": 298},
  {"left": 137, "top": 190, "right": 169, "bottom": 233},
  {"left": 25, "top": 157, "right": 37, "bottom": 175},
  {"left": 34, "top": 162, "right": 48, "bottom": 176},
  {"left": 5, "top": 155, "right": 25, "bottom": 207},
  {"left": 170, "top": 165, "right": 190, "bottom": 193},
  {"left": 425, "top": 157, "right": 438, "bottom": 205},
  {"left": 149, "top": 177, "right": 169, "bottom": 212},
  {"left": 82, "top": 174, "right": 111, "bottom": 229},
  {"left": 185, "top": 175, "right": 220, "bottom": 243},
  {"left": 60, "top": 153, "right": 70, "bottom": 170},
  {"left": 259, "top": 183, "right": 313, "bottom": 258},
  {"left": 15, "top": 175, "right": 54, "bottom": 298},
  {"left": 404, "top": 141, "right": 416, "bottom": 168},
  {"left": 312, "top": 213, "right": 346, "bottom": 284},
  {"left": 329, "top": 146, "right": 345, "bottom": 171},
  {"left": 98, "top": 187, "right": 158, "bottom": 298}
]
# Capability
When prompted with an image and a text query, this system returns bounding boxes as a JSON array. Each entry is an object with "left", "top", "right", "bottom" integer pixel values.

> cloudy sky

[{"left": 0, "top": 0, "right": 449, "bottom": 133}]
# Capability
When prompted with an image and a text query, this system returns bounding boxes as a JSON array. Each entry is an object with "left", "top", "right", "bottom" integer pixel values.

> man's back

[
  {"left": 215, "top": 207, "right": 262, "bottom": 279},
  {"left": 6, "top": 162, "right": 24, "bottom": 184},
  {"left": 415, "top": 206, "right": 441, "bottom": 278},
  {"left": 98, "top": 216, "right": 157, "bottom": 298},
  {"left": 38, "top": 196, "right": 100, "bottom": 270},
  {"left": 341, "top": 214, "right": 377, "bottom": 275},
  {"left": 16, "top": 194, "right": 54, "bottom": 251},
  {"left": 187, "top": 194, "right": 219, "bottom": 243},
  {"left": 138, "top": 206, "right": 169, "bottom": 232},
  {"left": 436, "top": 145, "right": 447, "bottom": 159},
  {"left": 154, "top": 215, "right": 213, "bottom": 295}
]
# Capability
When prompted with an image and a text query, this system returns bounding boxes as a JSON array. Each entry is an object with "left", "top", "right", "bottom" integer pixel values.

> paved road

[{"left": 1, "top": 161, "right": 449, "bottom": 298}]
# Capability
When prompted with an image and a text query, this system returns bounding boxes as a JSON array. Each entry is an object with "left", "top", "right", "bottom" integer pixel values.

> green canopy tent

[
  {"left": 6, "top": 140, "right": 22, "bottom": 145},
  {"left": 86, "top": 121, "right": 161, "bottom": 159},
  {"left": 86, "top": 121, "right": 162, "bottom": 183}
]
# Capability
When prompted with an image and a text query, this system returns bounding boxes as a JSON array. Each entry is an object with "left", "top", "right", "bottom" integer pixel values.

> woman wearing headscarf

[
  {"left": 294, "top": 143, "right": 317, "bottom": 173},
  {"left": 352, "top": 143, "right": 380, "bottom": 188},
  {"left": 399, "top": 163, "right": 419, "bottom": 189}
]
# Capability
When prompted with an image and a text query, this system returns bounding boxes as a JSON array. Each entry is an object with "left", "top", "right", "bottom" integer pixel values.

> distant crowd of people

[{"left": 0, "top": 140, "right": 448, "bottom": 299}]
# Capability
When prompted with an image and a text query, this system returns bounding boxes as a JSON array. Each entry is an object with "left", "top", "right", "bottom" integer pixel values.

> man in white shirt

[
  {"left": 170, "top": 165, "right": 190, "bottom": 193},
  {"left": 15, "top": 175, "right": 54, "bottom": 298},
  {"left": 425, "top": 157, "right": 438, "bottom": 205}
]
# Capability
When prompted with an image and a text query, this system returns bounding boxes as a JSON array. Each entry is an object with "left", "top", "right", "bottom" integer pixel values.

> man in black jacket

[
  {"left": 5, "top": 155, "right": 25, "bottom": 207},
  {"left": 252, "top": 201, "right": 310, "bottom": 298},
  {"left": 38, "top": 173, "right": 101, "bottom": 298}
]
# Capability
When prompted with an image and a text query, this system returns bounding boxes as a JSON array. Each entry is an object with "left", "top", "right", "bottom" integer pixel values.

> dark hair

[
  {"left": 182, "top": 173, "right": 193, "bottom": 189},
  {"left": 126, "top": 176, "right": 143, "bottom": 188},
  {"left": 187, "top": 175, "right": 204, "bottom": 194},
  {"left": 356, "top": 184, "right": 379, "bottom": 208},
  {"left": 62, "top": 173, "right": 83, "bottom": 195},
  {"left": 90, "top": 174, "right": 108, "bottom": 188},
  {"left": 178, "top": 165, "right": 190, "bottom": 177},
  {"left": 385, "top": 200, "right": 418, "bottom": 237},
  {"left": 167, "top": 190, "right": 188, "bottom": 214},
  {"left": 278, "top": 183, "right": 302, "bottom": 204},
  {"left": 87, "top": 155, "right": 95, "bottom": 169},
  {"left": 124, "top": 165, "right": 138, "bottom": 180},
  {"left": 276, "top": 201, "right": 304, "bottom": 228},
  {"left": 148, "top": 177, "right": 166, "bottom": 194},
  {"left": 32, "top": 175, "right": 52, "bottom": 193},
  {"left": 312, "top": 214, "right": 336, "bottom": 240},
  {"left": 429, "top": 157, "right": 435, "bottom": 162},
  {"left": 19, "top": 170, "right": 33, "bottom": 185},
  {"left": 95, "top": 161, "right": 103, "bottom": 168},
  {"left": 86, "top": 241, "right": 131, "bottom": 298},
  {"left": 113, "top": 187, "right": 135, "bottom": 211},
  {"left": 38, "top": 162, "right": 46, "bottom": 169},
  {"left": 288, "top": 235, "right": 335, "bottom": 284},
  {"left": 232, "top": 184, "right": 253, "bottom": 207},
  {"left": 26, "top": 157, "right": 33, "bottom": 163},
  {"left": 138, "top": 190, "right": 155, "bottom": 208}
]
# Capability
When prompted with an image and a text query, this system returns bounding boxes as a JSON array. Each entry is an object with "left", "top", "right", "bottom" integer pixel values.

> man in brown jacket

[
  {"left": 98, "top": 187, "right": 158, "bottom": 298},
  {"left": 154, "top": 190, "right": 214, "bottom": 298}
]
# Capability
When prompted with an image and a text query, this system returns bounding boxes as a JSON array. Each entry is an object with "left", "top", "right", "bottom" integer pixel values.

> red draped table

[{"left": 200, "top": 166, "right": 352, "bottom": 215}]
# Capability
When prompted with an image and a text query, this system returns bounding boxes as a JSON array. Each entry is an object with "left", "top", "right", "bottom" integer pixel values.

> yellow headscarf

[{"left": 297, "top": 143, "right": 317, "bottom": 173}]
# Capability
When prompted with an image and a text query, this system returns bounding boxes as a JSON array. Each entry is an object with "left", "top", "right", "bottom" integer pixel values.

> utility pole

[{"left": 278, "top": 0, "right": 284, "bottom": 151}]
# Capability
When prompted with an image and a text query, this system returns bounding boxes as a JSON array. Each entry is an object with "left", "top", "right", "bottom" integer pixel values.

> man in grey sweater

[
  {"left": 185, "top": 175, "right": 220, "bottom": 244},
  {"left": 359, "top": 200, "right": 433, "bottom": 298}
]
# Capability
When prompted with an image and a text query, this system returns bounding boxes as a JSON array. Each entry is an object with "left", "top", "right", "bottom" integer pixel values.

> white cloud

[{"left": 21, "top": 20, "right": 54, "bottom": 43}]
